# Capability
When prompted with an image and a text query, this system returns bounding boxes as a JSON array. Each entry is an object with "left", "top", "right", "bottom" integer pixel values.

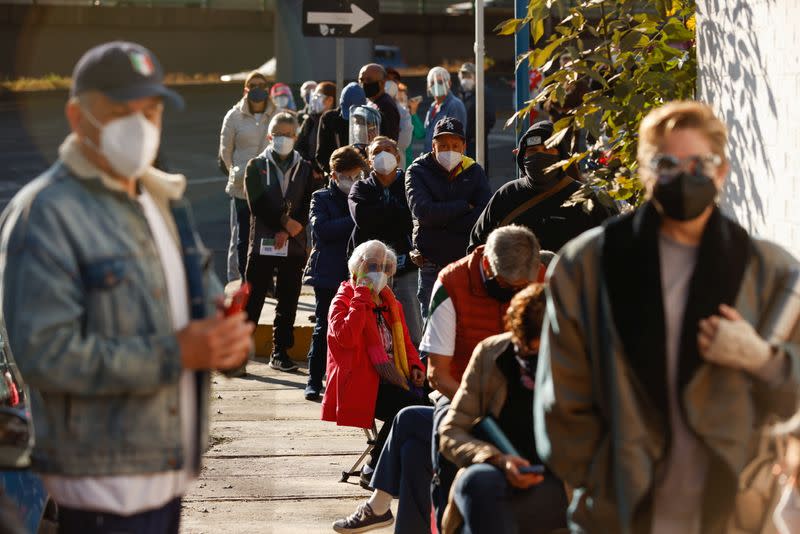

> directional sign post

[
  {"left": 303, "top": 1, "right": 379, "bottom": 101},
  {"left": 302, "top": 0, "right": 379, "bottom": 39}
]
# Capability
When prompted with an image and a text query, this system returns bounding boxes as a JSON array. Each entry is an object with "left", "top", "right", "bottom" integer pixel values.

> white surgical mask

[
  {"left": 431, "top": 82, "right": 448, "bottom": 98},
  {"left": 366, "top": 272, "right": 389, "bottom": 293},
  {"left": 372, "top": 152, "right": 397, "bottom": 175},
  {"left": 384, "top": 80, "right": 399, "bottom": 99},
  {"left": 336, "top": 177, "right": 354, "bottom": 195},
  {"left": 774, "top": 485, "right": 800, "bottom": 534},
  {"left": 274, "top": 95, "right": 290, "bottom": 109},
  {"left": 82, "top": 108, "right": 160, "bottom": 179},
  {"left": 436, "top": 150, "right": 462, "bottom": 172},
  {"left": 460, "top": 78, "right": 475, "bottom": 92},
  {"left": 271, "top": 135, "right": 295, "bottom": 156}
]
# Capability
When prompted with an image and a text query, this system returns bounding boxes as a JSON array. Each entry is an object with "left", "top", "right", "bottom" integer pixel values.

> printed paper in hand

[{"left": 260, "top": 237, "right": 288, "bottom": 257}]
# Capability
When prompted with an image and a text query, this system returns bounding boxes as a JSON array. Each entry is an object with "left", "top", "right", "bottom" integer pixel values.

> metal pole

[
  {"left": 475, "top": 0, "right": 485, "bottom": 168},
  {"left": 514, "top": 0, "right": 530, "bottom": 144},
  {"left": 336, "top": 38, "right": 344, "bottom": 102}
]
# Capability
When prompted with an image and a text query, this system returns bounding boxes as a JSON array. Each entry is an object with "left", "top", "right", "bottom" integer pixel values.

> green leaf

[
  {"left": 532, "top": 19, "right": 545, "bottom": 44},
  {"left": 619, "top": 30, "right": 647, "bottom": 53},
  {"left": 531, "top": 36, "right": 566, "bottom": 69}
]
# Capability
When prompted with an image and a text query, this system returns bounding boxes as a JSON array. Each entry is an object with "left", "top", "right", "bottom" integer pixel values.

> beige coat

[{"left": 438, "top": 332, "right": 514, "bottom": 534}]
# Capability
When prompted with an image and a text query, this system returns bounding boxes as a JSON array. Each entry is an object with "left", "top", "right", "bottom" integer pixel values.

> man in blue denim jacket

[{"left": 0, "top": 42, "right": 254, "bottom": 534}]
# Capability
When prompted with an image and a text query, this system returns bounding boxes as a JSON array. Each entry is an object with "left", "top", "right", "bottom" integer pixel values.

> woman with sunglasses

[
  {"left": 535, "top": 101, "right": 800, "bottom": 533},
  {"left": 322, "top": 240, "right": 429, "bottom": 480}
]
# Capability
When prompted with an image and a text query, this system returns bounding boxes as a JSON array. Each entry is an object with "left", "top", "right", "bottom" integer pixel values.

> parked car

[{"left": 0, "top": 330, "right": 56, "bottom": 533}]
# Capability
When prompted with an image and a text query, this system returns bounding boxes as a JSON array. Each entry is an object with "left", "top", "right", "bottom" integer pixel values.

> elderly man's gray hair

[
  {"left": 485, "top": 225, "right": 541, "bottom": 281},
  {"left": 268, "top": 111, "right": 299, "bottom": 134},
  {"left": 348, "top": 240, "right": 398, "bottom": 276}
]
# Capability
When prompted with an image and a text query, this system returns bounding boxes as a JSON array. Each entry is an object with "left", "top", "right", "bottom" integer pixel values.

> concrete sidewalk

[{"left": 180, "top": 359, "right": 396, "bottom": 534}]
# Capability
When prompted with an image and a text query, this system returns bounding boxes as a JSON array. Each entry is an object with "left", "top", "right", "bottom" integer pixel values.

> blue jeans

[
  {"left": 393, "top": 269, "right": 422, "bottom": 347},
  {"left": 417, "top": 261, "right": 442, "bottom": 321},
  {"left": 371, "top": 406, "right": 435, "bottom": 534},
  {"left": 58, "top": 497, "right": 181, "bottom": 534},
  {"left": 453, "top": 465, "right": 568, "bottom": 534},
  {"left": 431, "top": 395, "right": 458, "bottom": 532},
  {"left": 226, "top": 198, "right": 251, "bottom": 282},
  {"left": 307, "top": 286, "right": 336, "bottom": 390}
]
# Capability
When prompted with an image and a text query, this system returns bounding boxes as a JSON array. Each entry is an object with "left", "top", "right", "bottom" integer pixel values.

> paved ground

[{"left": 181, "top": 360, "right": 396, "bottom": 534}]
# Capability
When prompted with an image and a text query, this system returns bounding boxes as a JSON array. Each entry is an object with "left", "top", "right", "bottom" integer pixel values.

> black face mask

[
  {"left": 652, "top": 171, "right": 717, "bottom": 221},
  {"left": 247, "top": 87, "right": 268, "bottom": 103},
  {"left": 523, "top": 152, "right": 561, "bottom": 182},
  {"left": 484, "top": 277, "right": 517, "bottom": 303},
  {"left": 362, "top": 81, "right": 381, "bottom": 99}
]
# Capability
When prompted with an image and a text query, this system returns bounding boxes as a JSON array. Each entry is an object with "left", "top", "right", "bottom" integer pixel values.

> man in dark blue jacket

[
  {"left": 405, "top": 117, "right": 491, "bottom": 319},
  {"left": 349, "top": 136, "right": 422, "bottom": 345}
]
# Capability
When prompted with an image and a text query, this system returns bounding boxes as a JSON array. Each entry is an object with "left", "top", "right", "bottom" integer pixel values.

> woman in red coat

[{"left": 322, "top": 239, "right": 428, "bottom": 473}]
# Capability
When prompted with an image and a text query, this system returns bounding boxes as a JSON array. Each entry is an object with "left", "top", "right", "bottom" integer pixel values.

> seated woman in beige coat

[{"left": 439, "top": 284, "right": 568, "bottom": 534}]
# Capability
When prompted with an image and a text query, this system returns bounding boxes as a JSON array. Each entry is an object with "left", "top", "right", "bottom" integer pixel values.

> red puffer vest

[{"left": 439, "top": 246, "right": 507, "bottom": 383}]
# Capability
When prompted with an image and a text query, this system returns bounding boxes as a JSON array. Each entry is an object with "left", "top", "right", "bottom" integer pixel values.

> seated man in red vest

[{"left": 332, "top": 225, "right": 541, "bottom": 533}]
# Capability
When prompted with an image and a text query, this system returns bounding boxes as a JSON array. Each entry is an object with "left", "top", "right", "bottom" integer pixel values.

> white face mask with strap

[{"left": 82, "top": 107, "right": 161, "bottom": 179}]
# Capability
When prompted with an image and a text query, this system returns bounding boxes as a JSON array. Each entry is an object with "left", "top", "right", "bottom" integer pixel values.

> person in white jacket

[{"left": 219, "top": 71, "right": 276, "bottom": 282}]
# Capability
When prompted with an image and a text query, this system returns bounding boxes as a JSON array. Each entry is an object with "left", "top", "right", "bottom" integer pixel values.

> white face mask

[
  {"left": 460, "top": 77, "right": 475, "bottom": 92},
  {"left": 436, "top": 150, "right": 462, "bottom": 172},
  {"left": 774, "top": 485, "right": 800, "bottom": 534},
  {"left": 310, "top": 94, "right": 326, "bottom": 114},
  {"left": 366, "top": 272, "right": 389, "bottom": 293},
  {"left": 431, "top": 82, "right": 448, "bottom": 98},
  {"left": 271, "top": 135, "right": 295, "bottom": 156},
  {"left": 336, "top": 177, "right": 354, "bottom": 195},
  {"left": 82, "top": 108, "right": 160, "bottom": 179},
  {"left": 384, "top": 80, "right": 399, "bottom": 99},
  {"left": 372, "top": 151, "right": 397, "bottom": 175},
  {"left": 273, "top": 95, "right": 290, "bottom": 109}
]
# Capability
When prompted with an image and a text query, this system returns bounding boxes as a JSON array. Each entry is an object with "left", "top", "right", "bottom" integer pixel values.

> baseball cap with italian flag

[{"left": 71, "top": 41, "right": 184, "bottom": 109}]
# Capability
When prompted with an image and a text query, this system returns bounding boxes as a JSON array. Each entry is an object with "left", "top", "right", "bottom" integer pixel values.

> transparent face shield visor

[
  {"left": 349, "top": 105, "right": 382, "bottom": 146},
  {"left": 428, "top": 69, "right": 451, "bottom": 98}
]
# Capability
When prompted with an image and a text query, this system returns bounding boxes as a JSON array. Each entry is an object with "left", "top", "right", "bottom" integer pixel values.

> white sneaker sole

[{"left": 332, "top": 516, "right": 394, "bottom": 533}]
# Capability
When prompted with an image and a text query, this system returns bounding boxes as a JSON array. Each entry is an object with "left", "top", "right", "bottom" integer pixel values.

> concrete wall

[{"left": 697, "top": 0, "right": 800, "bottom": 255}]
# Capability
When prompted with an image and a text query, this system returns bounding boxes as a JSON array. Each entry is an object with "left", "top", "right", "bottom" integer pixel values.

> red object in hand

[
  {"left": 224, "top": 282, "right": 252, "bottom": 317},
  {"left": 4, "top": 371, "right": 19, "bottom": 407}
]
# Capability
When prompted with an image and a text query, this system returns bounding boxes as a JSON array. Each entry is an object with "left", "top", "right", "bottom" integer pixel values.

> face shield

[
  {"left": 349, "top": 105, "right": 382, "bottom": 147},
  {"left": 427, "top": 68, "right": 451, "bottom": 98}
]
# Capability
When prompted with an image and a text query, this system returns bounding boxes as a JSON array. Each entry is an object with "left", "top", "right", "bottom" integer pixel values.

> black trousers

[
  {"left": 245, "top": 253, "right": 305, "bottom": 352},
  {"left": 58, "top": 497, "right": 181, "bottom": 534},
  {"left": 370, "top": 383, "right": 429, "bottom": 469}
]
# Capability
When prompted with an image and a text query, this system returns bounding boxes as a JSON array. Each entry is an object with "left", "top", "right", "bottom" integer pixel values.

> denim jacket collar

[{"left": 58, "top": 133, "right": 187, "bottom": 201}]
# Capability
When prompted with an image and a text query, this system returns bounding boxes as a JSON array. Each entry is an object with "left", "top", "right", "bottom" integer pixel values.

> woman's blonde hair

[{"left": 637, "top": 101, "right": 728, "bottom": 170}]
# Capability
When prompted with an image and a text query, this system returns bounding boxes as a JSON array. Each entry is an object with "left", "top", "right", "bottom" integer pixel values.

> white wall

[{"left": 697, "top": 0, "right": 800, "bottom": 255}]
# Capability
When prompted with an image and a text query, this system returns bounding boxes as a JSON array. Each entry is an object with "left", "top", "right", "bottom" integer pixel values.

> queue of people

[{"left": 2, "top": 39, "right": 800, "bottom": 534}]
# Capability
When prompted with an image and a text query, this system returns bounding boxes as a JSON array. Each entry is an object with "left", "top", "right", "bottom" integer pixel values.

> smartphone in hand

[
  {"left": 225, "top": 282, "right": 251, "bottom": 317},
  {"left": 518, "top": 465, "right": 546, "bottom": 475}
]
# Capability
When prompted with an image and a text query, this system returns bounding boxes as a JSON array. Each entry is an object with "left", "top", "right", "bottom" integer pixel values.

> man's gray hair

[
  {"left": 484, "top": 225, "right": 541, "bottom": 281},
  {"left": 268, "top": 111, "right": 299, "bottom": 134},
  {"left": 348, "top": 240, "right": 397, "bottom": 275}
]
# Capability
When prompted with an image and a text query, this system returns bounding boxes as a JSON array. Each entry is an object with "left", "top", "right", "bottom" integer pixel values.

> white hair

[
  {"left": 268, "top": 111, "right": 298, "bottom": 134},
  {"left": 427, "top": 66, "right": 451, "bottom": 87},
  {"left": 485, "top": 225, "right": 541, "bottom": 281},
  {"left": 348, "top": 240, "right": 397, "bottom": 276}
]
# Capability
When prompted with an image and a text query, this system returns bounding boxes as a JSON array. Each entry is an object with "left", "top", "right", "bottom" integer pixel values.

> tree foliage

[{"left": 498, "top": 0, "right": 696, "bottom": 206}]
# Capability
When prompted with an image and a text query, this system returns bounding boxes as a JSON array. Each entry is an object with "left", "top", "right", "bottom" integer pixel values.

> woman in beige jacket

[{"left": 439, "top": 284, "right": 568, "bottom": 534}]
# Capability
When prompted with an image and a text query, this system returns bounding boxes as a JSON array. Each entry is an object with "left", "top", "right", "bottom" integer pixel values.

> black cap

[
  {"left": 432, "top": 116, "right": 465, "bottom": 140},
  {"left": 516, "top": 120, "right": 556, "bottom": 169},
  {"left": 71, "top": 41, "right": 184, "bottom": 109}
]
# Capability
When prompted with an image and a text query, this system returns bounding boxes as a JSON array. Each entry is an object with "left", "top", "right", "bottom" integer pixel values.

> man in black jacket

[
  {"left": 244, "top": 112, "right": 314, "bottom": 372},
  {"left": 359, "top": 63, "right": 400, "bottom": 142},
  {"left": 406, "top": 117, "right": 491, "bottom": 319},
  {"left": 469, "top": 120, "right": 612, "bottom": 254},
  {"left": 349, "top": 136, "right": 422, "bottom": 345}
]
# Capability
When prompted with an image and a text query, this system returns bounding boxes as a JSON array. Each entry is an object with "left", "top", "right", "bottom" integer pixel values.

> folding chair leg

[{"left": 339, "top": 424, "right": 379, "bottom": 483}]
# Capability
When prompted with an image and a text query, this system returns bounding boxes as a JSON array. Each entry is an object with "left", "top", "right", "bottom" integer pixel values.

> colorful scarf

[{"left": 364, "top": 286, "right": 411, "bottom": 389}]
